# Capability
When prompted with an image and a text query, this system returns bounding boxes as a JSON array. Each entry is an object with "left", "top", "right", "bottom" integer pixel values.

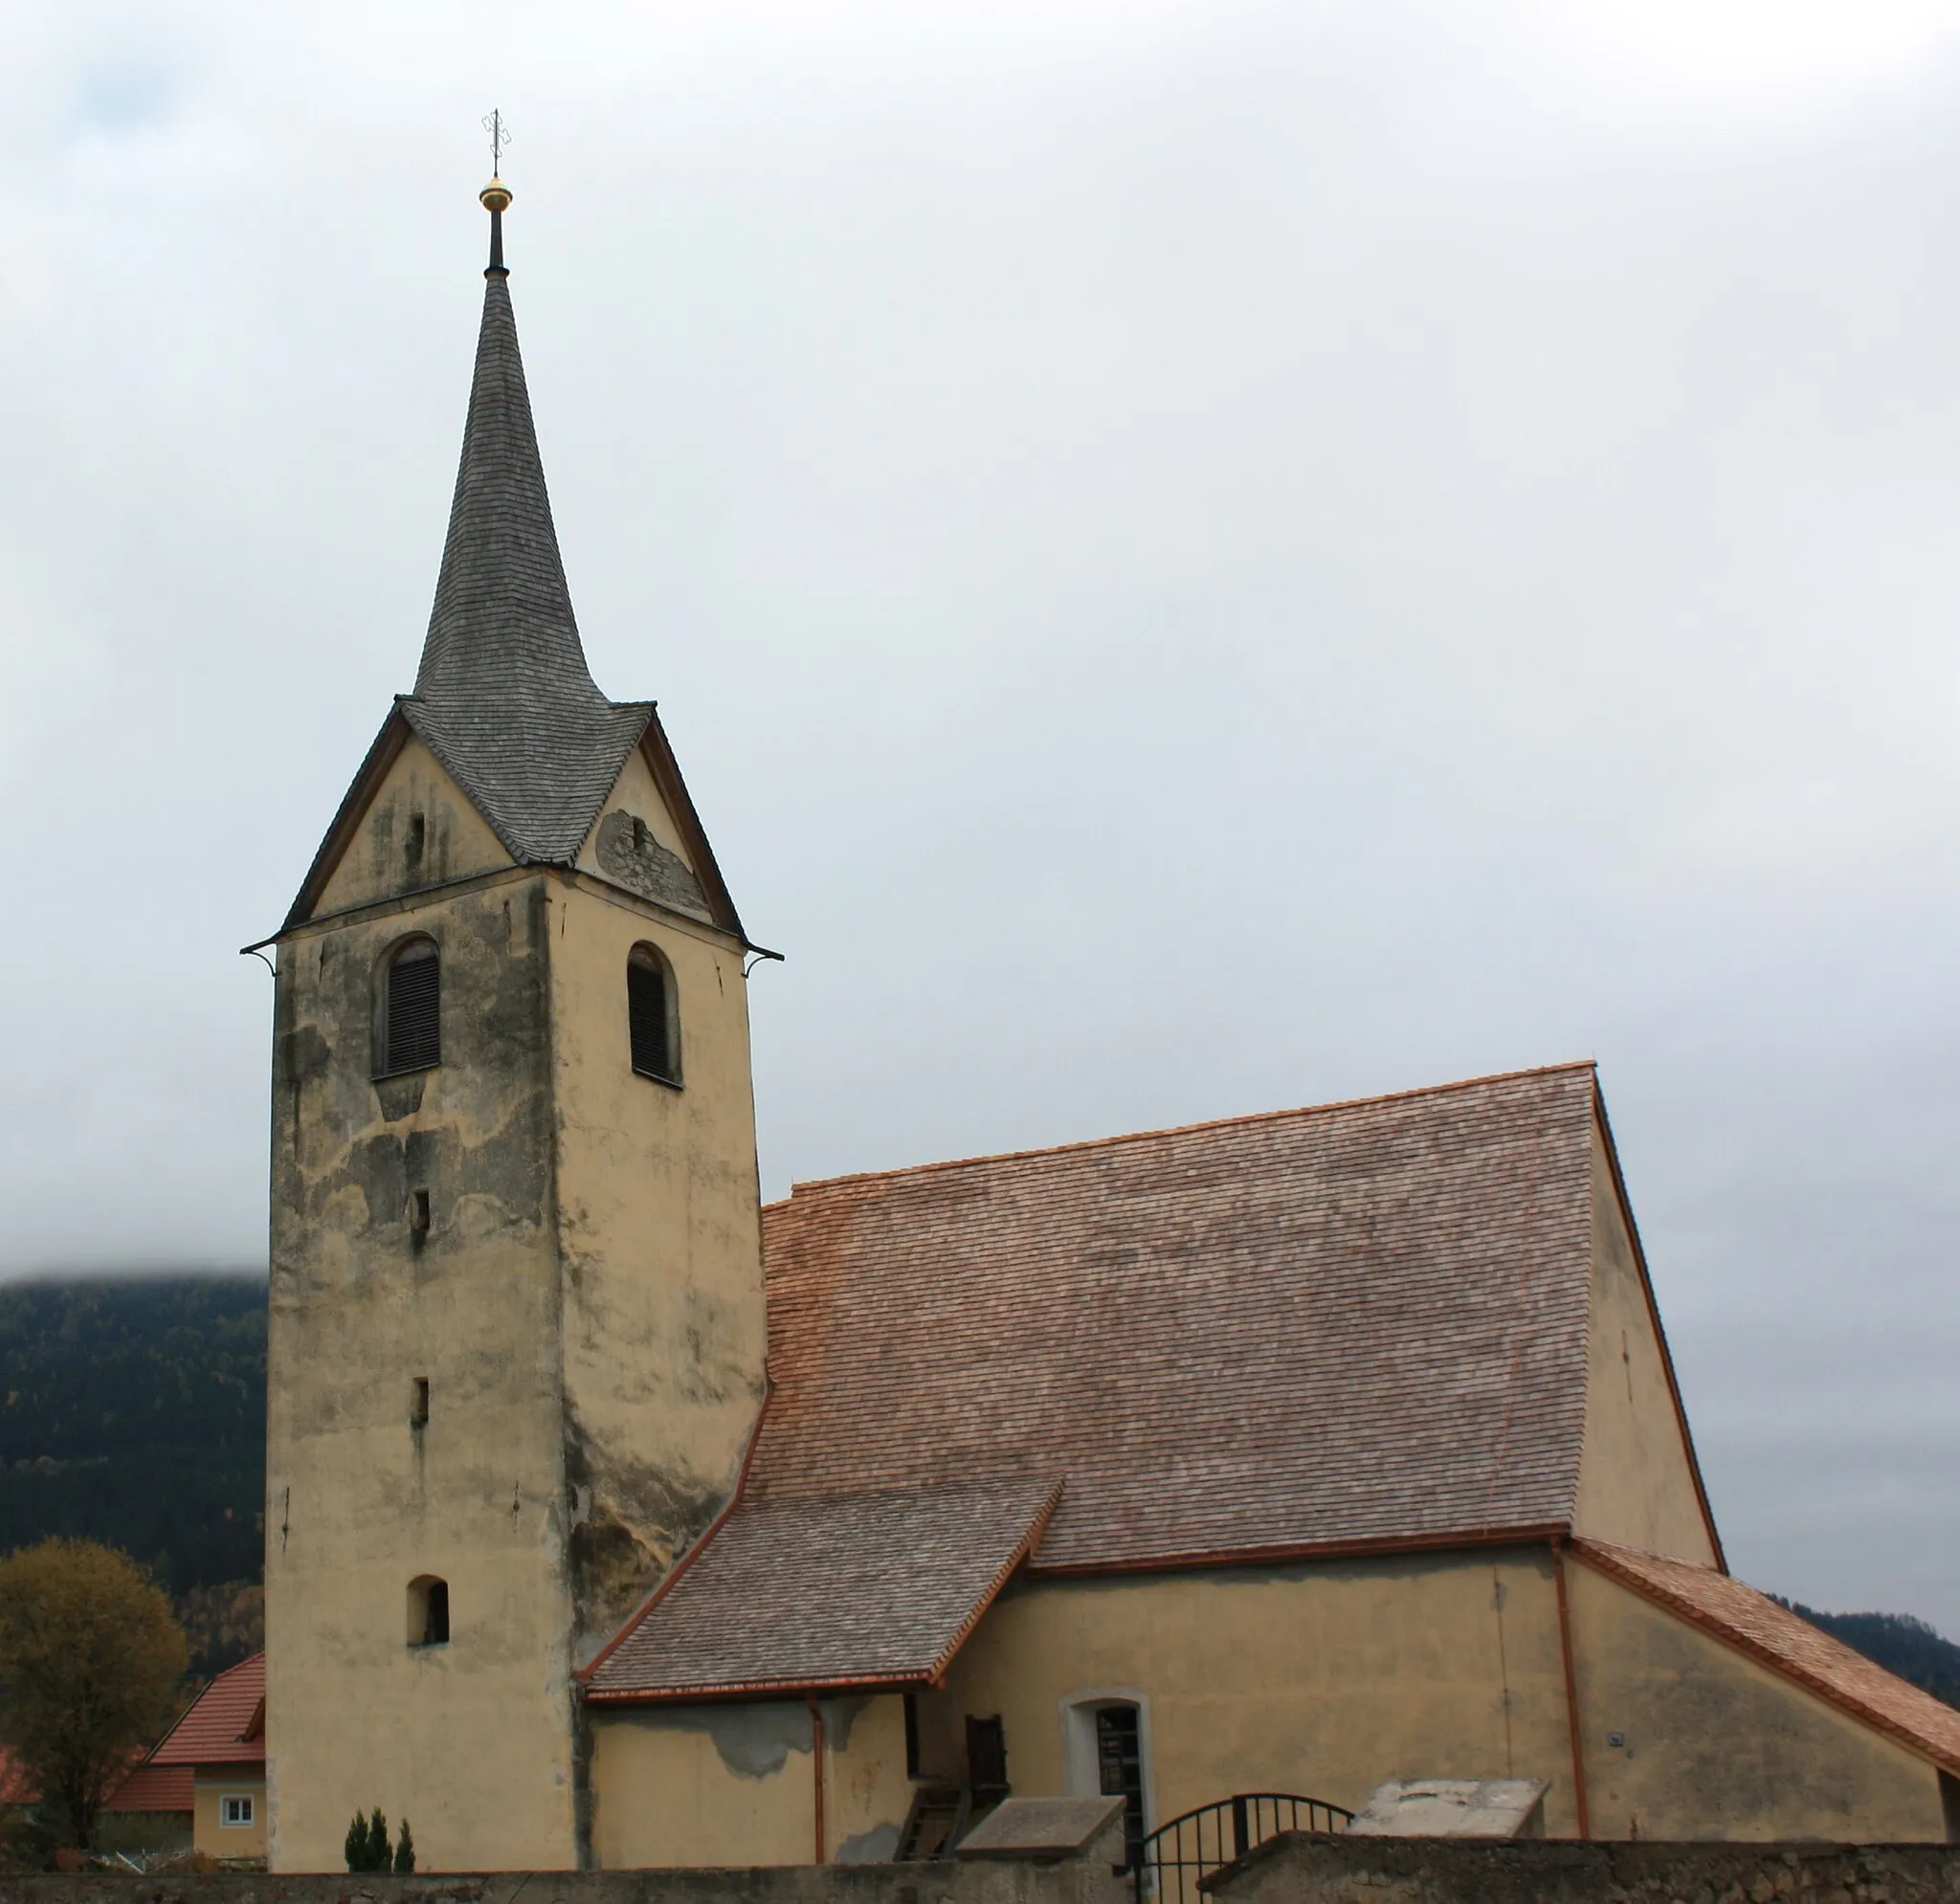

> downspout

[
  {"left": 810, "top": 1697, "right": 826, "bottom": 1865},
  {"left": 1551, "top": 1536, "right": 1592, "bottom": 1839}
]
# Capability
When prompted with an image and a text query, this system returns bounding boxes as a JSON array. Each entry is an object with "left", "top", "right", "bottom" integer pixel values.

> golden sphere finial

[{"left": 479, "top": 178, "right": 513, "bottom": 215}]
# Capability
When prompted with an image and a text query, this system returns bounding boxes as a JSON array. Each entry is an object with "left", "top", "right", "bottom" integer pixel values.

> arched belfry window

[
  {"left": 628, "top": 944, "right": 679, "bottom": 1086},
  {"left": 381, "top": 938, "right": 441, "bottom": 1076}
]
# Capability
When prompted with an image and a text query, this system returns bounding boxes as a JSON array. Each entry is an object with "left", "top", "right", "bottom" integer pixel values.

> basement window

[
  {"left": 380, "top": 938, "right": 441, "bottom": 1076},
  {"left": 628, "top": 943, "right": 680, "bottom": 1086},
  {"left": 407, "top": 1575, "right": 450, "bottom": 1648}
]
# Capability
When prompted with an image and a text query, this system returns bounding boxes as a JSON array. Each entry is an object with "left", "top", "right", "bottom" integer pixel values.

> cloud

[{"left": 2, "top": 0, "right": 1957, "bottom": 1630}]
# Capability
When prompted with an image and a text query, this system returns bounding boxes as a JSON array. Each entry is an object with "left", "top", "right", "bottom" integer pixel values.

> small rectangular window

[
  {"left": 406, "top": 811, "right": 426, "bottom": 867},
  {"left": 222, "top": 1793, "right": 255, "bottom": 1827},
  {"left": 412, "top": 1378, "right": 430, "bottom": 1427},
  {"left": 410, "top": 1189, "right": 431, "bottom": 1237}
]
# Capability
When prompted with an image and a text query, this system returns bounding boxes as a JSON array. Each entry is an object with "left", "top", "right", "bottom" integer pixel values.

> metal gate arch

[{"left": 1131, "top": 1792, "right": 1353, "bottom": 1904}]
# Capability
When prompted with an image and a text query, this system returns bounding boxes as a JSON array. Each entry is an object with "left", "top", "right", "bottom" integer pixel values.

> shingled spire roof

[{"left": 397, "top": 193, "right": 650, "bottom": 864}]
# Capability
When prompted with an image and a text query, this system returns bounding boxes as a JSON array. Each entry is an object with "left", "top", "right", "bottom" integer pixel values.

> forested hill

[
  {"left": 2, "top": 1275, "right": 1959, "bottom": 1713},
  {"left": 0, "top": 1274, "right": 265, "bottom": 1603},
  {"left": 1784, "top": 1604, "right": 1960, "bottom": 1710}
]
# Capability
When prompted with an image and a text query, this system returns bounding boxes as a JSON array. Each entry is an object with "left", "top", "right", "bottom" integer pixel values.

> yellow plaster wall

[
  {"left": 548, "top": 867, "right": 768, "bottom": 1656},
  {"left": 314, "top": 735, "right": 512, "bottom": 917},
  {"left": 1566, "top": 1561, "right": 1948, "bottom": 1841},
  {"left": 920, "top": 1556, "right": 1579, "bottom": 1834},
  {"left": 266, "top": 870, "right": 581, "bottom": 1873},
  {"left": 1571, "top": 1126, "right": 1718, "bottom": 1565},
  {"left": 590, "top": 1696, "right": 908, "bottom": 1869},
  {"left": 194, "top": 1770, "right": 267, "bottom": 1860},
  {"left": 594, "top": 1554, "right": 1580, "bottom": 1865}
]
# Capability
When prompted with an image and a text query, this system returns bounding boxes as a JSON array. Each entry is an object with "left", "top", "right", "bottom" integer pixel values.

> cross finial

[
  {"left": 483, "top": 109, "right": 512, "bottom": 178},
  {"left": 478, "top": 111, "right": 514, "bottom": 274}
]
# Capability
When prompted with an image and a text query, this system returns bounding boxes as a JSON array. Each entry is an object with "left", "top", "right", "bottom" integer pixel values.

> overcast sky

[{"left": 4, "top": 0, "right": 1958, "bottom": 1634}]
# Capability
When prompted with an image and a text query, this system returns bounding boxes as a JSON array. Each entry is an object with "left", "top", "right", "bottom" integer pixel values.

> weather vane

[{"left": 482, "top": 108, "right": 512, "bottom": 178}]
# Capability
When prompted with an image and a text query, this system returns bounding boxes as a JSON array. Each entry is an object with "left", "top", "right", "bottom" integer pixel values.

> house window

[
  {"left": 221, "top": 1793, "right": 256, "bottom": 1827},
  {"left": 407, "top": 1574, "right": 450, "bottom": 1647},
  {"left": 628, "top": 944, "right": 679, "bottom": 1085},
  {"left": 381, "top": 939, "right": 440, "bottom": 1075}
]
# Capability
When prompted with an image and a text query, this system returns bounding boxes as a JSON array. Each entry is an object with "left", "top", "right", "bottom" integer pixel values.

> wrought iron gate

[{"left": 1130, "top": 1793, "right": 1353, "bottom": 1904}]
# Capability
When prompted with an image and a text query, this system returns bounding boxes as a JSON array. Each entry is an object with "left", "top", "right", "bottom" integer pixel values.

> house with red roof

[
  {"left": 256, "top": 173, "right": 1960, "bottom": 1872},
  {"left": 145, "top": 1653, "right": 264, "bottom": 1861},
  {"left": 0, "top": 1747, "right": 192, "bottom": 1849}
]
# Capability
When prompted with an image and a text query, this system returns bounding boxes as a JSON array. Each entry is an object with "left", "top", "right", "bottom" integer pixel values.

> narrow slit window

[
  {"left": 384, "top": 940, "right": 441, "bottom": 1075},
  {"left": 409, "top": 1189, "right": 431, "bottom": 1238},
  {"left": 411, "top": 1378, "right": 430, "bottom": 1427},
  {"left": 628, "top": 945, "right": 679, "bottom": 1084}
]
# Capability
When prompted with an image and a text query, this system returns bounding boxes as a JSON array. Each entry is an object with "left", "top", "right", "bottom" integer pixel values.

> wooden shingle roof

[
  {"left": 588, "top": 1479, "right": 1060, "bottom": 1701},
  {"left": 750, "top": 1063, "right": 1603, "bottom": 1574}
]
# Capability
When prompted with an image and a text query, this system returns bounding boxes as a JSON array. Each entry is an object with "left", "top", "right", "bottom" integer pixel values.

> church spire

[{"left": 399, "top": 167, "right": 651, "bottom": 865}]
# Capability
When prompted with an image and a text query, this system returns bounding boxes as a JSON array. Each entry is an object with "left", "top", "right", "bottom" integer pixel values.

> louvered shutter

[
  {"left": 628, "top": 957, "right": 670, "bottom": 1079},
  {"left": 386, "top": 947, "right": 441, "bottom": 1074}
]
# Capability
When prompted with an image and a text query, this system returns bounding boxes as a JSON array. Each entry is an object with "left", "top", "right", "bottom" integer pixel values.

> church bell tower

[{"left": 260, "top": 170, "right": 770, "bottom": 1872}]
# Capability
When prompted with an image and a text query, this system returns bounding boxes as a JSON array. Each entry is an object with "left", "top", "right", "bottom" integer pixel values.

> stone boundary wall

[
  {"left": 1204, "top": 1833, "right": 1960, "bottom": 1904},
  {"left": 8, "top": 1843, "right": 1960, "bottom": 1904},
  {"left": 0, "top": 1861, "right": 1112, "bottom": 1904}
]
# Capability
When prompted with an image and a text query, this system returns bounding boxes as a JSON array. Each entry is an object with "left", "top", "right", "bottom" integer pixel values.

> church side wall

[
  {"left": 265, "top": 871, "right": 581, "bottom": 1873},
  {"left": 588, "top": 1552, "right": 1579, "bottom": 1865},
  {"left": 547, "top": 873, "right": 769, "bottom": 1661},
  {"left": 1564, "top": 1561, "right": 1948, "bottom": 1841},
  {"left": 1570, "top": 1125, "right": 1718, "bottom": 1565},
  {"left": 921, "top": 1553, "right": 1579, "bottom": 1837},
  {"left": 589, "top": 1696, "right": 911, "bottom": 1870}
]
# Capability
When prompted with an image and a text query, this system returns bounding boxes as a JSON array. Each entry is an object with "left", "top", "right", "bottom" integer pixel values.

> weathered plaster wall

[
  {"left": 915, "top": 1553, "right": 1580, "bottom": 1837},
  {"left": 1570, "top": 1126, "right": 1717, "bottom": 1565},
  {"left": 266, "top": 861, "right": 580, "bottom": 1874},
  {"left": 572, "top": 747, "right": 697, "bottom": 887},
  {"left": 315, "top": 735, "right": 513, "bottom": 917},
  {"left": 193, "top": 1770, "right": 266, "bottom": 1860},
  {"left": 548, "top": 869, "right": 768, "bottom": 1657},
  {"left": 1565, "top": 1559, "right": 1948, "bottom": 1841},
  {"left": 589, "top": 1698, "right": 910, "bottom": 1871}
]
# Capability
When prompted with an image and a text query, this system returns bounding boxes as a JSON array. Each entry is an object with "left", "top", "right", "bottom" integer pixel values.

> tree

[
  {"left": 0, "top": 1538, "right": 188, "bottom": 1849},
  {"left": 393, "top": 1818, "right": 416, "bottom": 1872},
  {"left": 345, "top": 1807, "right": 393, "bottom": 1872}
]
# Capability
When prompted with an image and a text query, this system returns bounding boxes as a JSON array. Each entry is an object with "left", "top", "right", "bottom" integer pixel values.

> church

[{"left": 256, "top": 175, "right": 1960, "bottom": 1873}]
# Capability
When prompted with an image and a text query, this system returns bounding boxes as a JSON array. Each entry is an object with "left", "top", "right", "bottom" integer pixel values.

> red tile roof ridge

[
  {"left": 1570, "top": 1539, "right": 1960, "bottom": 1776},
  {"left": 147, "top": 1651, "right": 266, "bottom": 1767},
  {"left": 766, "top": 1059, "right": 1600, "bottom": 1205}
]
